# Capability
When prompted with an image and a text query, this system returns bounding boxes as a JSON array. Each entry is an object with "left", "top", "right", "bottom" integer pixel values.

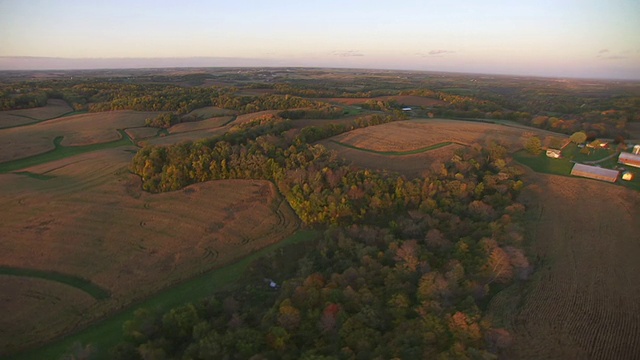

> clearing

[{"left": 488, "top": 171, "right": 640, "bottom": 359}]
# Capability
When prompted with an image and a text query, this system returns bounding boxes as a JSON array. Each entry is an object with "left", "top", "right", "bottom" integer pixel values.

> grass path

[
  {"left": 329, "top": 140, "right": 461, "bottom": 156},
  {"left": 0, "top": 130, "right": 134, "bottom": 173},
  {"left": 0, "top": 267, "right": 110, "bottom": 300},
  {"left": 9, "top": 229, "right": 319, "bottom": 360}
]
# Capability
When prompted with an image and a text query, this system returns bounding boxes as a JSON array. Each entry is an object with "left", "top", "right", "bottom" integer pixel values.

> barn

[
  {"left": 618, "top": 152, "right": 640, "bottom": 168},
  {"left": 570, "top": 163, "right": 620, "bottom": 183}
]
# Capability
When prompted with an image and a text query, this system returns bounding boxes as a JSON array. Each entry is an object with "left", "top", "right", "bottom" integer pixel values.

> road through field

[{"left": 493, "top": 172, "right": 640, "bottom": 359}]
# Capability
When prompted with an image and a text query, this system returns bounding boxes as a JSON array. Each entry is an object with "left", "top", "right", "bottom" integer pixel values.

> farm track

[
  {"left": 0, "top": 267, "right": 110, "bottom": 300},
  {"left": 491, "top": 172, "right": 640, "bottom": 359},
  {"left": 329, "top": 139, "right": 463, "bottom": 156}
]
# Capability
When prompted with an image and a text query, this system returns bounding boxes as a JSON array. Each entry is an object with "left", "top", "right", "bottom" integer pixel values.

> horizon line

[{"left": 1, "top": 56, "right": 639, "bottom": 82}]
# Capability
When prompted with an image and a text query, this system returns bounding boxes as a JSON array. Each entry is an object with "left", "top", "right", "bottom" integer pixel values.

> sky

[{"left": 1, "top": 0, "right": 639, "bottom": 79}]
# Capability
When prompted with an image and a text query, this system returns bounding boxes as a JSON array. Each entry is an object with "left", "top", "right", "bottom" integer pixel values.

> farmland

[
  {"left": 0, "top": 110, "right": 160, "bottom": 163},
  {"left": 1, "top": 68, "right": 639, "bottom": 359},
  {"left": 0, "top": 99, "right": 73, "bottom": 128},
  {"left": 489, "top": 171, "right": 640, "bottom": 359},
  {"left": 0, "top": 147, "right": 298, "bottom": 353}
]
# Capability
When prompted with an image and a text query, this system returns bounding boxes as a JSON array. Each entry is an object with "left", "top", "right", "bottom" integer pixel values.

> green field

[{"left": 9, "top": 229, "right": 318, "bottom": 360}]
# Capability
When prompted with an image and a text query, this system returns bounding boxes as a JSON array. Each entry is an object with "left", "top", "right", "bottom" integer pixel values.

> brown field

[
  {"left": 0, "top": 100, "right": 73, "bottom": 128},
  {"left": 0, "top": 277, "right": 96, "bottom": 353},
  {"left": 144, "top": 127, "right": 230, "bottom": 146},
  {"left": 330, "top": 118, "right": 547, "bottom": 152},
  {"left": 0, "top": 148, "right": 299, "bottom": 350},
  {"left": 0, "top": 110, "right": 161, "bottom": 163},
  {"left": 319, "top": 119, "right": 556, "bottom": 176},
  {"left": 124, "top": 127, "right": 160, "bottom": 141},
  {"left": 323, "top": 141, "right": 466, "bottom": 178},
  {"left": 489, "top": 172, "right": 640, "bottom": 359},
  {"left": 169, "top": 116, "right": 234, "bottom": 134},
  {"left": 184, "top": 106, "right": 237, "bottom": 119}
]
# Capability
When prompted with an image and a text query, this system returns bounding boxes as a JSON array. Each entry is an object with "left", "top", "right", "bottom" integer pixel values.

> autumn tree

[
  {"left": 524, "top": 136, "right": 542, "bottom": 155},
  {"left": 569, "top": 131, "right": 587, "bottom": 144}
]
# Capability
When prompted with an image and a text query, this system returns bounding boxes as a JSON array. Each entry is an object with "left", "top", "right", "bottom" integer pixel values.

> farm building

[
  {"left": 570, "top": 163, "right": 620, "bottom": 183},
  {"left": 618, "top": 152, "right": 640, "bottom": 168},
  {"left": 622, "top": 172, "right": 634, "bottom": 181},
  {"left": 546, "top": 149, "right": 561, "bottom": 158}
]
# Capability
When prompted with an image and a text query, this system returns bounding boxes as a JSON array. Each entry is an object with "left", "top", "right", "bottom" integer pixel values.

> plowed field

[{"left": 489, "top": 172, "right": 640, "bottom": 359}]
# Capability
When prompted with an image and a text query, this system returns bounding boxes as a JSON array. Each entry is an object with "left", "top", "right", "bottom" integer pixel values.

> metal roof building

[
  {"left": 570, "top": 163, "right": 620, "bottom": 183},
  {"left": 618, "top": 152, "right": 640, "bottom": 168}
]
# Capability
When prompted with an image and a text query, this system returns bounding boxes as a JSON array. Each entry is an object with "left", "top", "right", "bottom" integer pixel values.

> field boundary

[
  {"left": 0, "top": 267, "right": 110, "bottom": 300},
  {"left": 329, "top": 139, "right": 467, "bottom": 156},
  {"left": 0, "top": 130, "right": 135, "bottom": 173},
  {"left": 8, "top": 229, "right": 318, "bottom": 360}
]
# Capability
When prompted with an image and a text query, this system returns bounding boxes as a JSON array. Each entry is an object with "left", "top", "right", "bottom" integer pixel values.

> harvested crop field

[
  {"left": 323, "top": 140, "right": 466, "bottom": 178},
  {"left": 0, "top": 277, "right": 95, "bottom": 355},
  {"left": 125, "top": 127, "right": 160, "bottom": 141},
  {"left": 0, "top": 148, "right": 299, "bottom": 352},
  {"left": 169, "top": 116, "right": 234, "bottom": 134},
  {"left": 0, "top": 100, "right": 73, "bottom": 128},
  {"left": 183, "top": 106, "right": 236, "bottom": 119},
  {"left": 0, "top": 110, "right": 160, "bottom": 162},
  {"left": 330, "top": 118, "right": 540, "bottom": 153},
  {"left": 145, "top": 126, "right": 229, "bottom": 146},
  {"left": 489, "top": 172, "right": 640, "bottom": 359}
]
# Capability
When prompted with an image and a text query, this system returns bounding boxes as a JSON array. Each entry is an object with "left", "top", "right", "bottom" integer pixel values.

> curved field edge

[
  {"left": 0, "top": 267, "right": 110, "bottom": 300},
  {"left": 329, "top": 139, "right": 461, "bottom": 155},
  {"left": 8, "top": 229, "right": 319, "bottom": 360},
  {"left": 0, "top": 130, "right": 134, "bottom": 173}
]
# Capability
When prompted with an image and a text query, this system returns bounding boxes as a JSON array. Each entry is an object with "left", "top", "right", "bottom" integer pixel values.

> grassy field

[
  {"left": 488, "top": 171, "right": 640, "bottom": 359},
  {"left": 513, "top": 145, "right": 640, "bottom": 191},
  {"left": 9, "top": 229, "right": 318, "bottom": 360},
  {"left": 0, "top": 148, "right": 299, "bottom": 354},
  {"left": 0, "top": 100, "right": 74, "bottom": 128}
]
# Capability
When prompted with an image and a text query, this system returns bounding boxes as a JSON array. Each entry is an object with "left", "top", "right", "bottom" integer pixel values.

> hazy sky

[{"left": 1, "top": 0, "right": 639, "bottom": 79}]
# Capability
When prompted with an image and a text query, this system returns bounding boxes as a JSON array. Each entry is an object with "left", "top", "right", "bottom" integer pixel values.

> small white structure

[
  {"left": 402, "top": 107, "right": 412, "bottom": 111},
  {"left": 633, "top": 145, "right": 640, "bottom": 155},
  {"left": 546, "top": 149, "right": 561, "bottom": 158},
  {"left": 622, "top": 172, "right": 634, "bottom": 181}
]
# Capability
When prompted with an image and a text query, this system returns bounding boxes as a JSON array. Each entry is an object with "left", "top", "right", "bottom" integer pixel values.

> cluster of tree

[
  {"left": 117, "top": 120, "right": 529, "bottom": 358},
  {"left": 0, "top": 90, "right": 48, "bottom": 111},
  {"left": 145, "top": 113, "right": 180, "bottom": 128}
]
